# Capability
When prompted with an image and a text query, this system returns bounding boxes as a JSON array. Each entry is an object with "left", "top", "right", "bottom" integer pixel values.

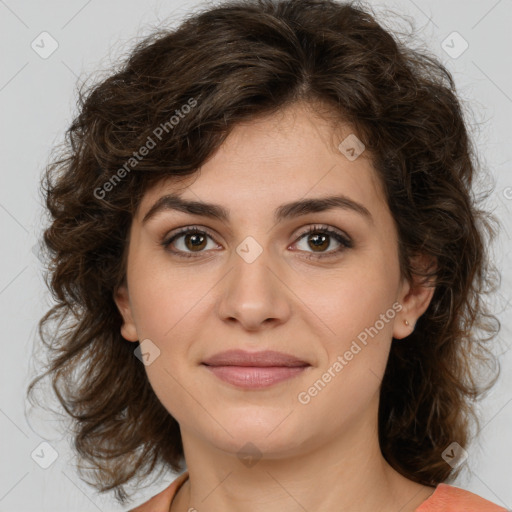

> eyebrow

[{"left": 142, "top": 193, "right": 373, "bottom": 225}]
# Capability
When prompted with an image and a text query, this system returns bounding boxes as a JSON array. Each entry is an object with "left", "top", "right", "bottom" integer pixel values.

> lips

[
  {"left": 201, "top": 350, "right": 310, "bottom": 389},
  {"left": 202, "top": 349, "right": 310, "bottom": 367}
]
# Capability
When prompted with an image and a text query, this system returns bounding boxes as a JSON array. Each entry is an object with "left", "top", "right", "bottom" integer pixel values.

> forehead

[{"left": 136, "top": 103, "right": 387, "bottom": 223}]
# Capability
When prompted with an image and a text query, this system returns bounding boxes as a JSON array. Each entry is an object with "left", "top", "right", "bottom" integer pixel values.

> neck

[{"left": 171, "top": 397, "right": 434, "bottom": 512}]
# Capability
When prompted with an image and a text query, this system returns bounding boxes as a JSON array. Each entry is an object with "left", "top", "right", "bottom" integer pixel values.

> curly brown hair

[{"left": 27, "top": 0, "right": 501, "bottom": 505}]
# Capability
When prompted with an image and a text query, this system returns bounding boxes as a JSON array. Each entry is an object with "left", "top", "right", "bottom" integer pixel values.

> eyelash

[{"left": 161, "top": 224, "right": 353, "bottom": 260}]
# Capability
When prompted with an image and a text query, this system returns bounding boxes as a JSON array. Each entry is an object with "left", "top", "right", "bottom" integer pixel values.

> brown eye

[
  {"left": 183, "top": 232, "right": 208, "bottom": 251},
  {"left": 162, "top": 227, "right": 219, "bottom": 258},
  {"left": 292, "top": 225, "right": 353, "bottom": 259},
  {"left": 305, "top": 232, "right": 330, "bottom": 252}
]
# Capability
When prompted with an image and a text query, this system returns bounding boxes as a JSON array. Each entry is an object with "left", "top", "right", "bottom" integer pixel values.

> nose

[{"left": 216, "top": 243, "right": 292, "bottom": 332}]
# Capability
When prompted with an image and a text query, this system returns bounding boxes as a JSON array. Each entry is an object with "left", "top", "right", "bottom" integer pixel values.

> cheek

[
  {"left": 127, "top": 252, "right": 210, "bottom": 341},
  {"left": 296, "top": 270, "right": 398, "bottom": 421},
  {"left": 297, "top": 257, "right": 398, "bottom": 345}
]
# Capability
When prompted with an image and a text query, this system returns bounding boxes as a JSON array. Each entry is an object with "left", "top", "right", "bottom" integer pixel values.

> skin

[{"left": 115, "top": 101, "right": 437, "bottom": 512}]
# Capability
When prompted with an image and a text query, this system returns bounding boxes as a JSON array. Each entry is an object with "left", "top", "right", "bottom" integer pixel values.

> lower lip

[{"left": 203, "top": 365, "right": 308, "bottom": 389}]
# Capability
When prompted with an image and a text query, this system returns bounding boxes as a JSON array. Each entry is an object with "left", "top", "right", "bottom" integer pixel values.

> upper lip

[{"left": 202, "top": 350, "right": 310, "bottom": 367}]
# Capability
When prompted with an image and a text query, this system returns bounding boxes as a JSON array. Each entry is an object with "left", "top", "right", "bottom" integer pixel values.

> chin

[{"left": 198, "top": 408, "right": 311, "bottom": 458}]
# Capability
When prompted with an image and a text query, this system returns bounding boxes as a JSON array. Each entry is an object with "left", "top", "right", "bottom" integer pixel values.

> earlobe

[
  {"left": 113, "top": 284, "right": 139, "bottom": 342},
  {"left": 393, "top": 254, "right": 437, "bottom": 340}
]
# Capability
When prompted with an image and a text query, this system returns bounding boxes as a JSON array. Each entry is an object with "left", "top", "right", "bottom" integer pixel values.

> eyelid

[
  {"left": 293, "top": 224, "right": 352, "bottom": 245},
  {"left": 161, "top": 225, "right": 221, "bottom": 249}
]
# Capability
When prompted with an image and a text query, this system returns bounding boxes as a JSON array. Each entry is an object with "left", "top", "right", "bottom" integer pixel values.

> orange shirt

[{"left": 129, "top": 471, "right": 508, "bottom": 512}]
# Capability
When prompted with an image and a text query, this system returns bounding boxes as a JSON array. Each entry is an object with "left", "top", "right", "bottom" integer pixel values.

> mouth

[{"left": 201, "top": 350, "right": 311, "bottom": 389}]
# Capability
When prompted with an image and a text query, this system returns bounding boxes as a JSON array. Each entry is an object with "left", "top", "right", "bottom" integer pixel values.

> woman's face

[{"left": 115, "top": 102, "right": 433, "bottom": 459}]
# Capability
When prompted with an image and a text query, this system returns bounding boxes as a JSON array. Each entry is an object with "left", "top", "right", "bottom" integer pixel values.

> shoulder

[
  {"left": 416, "top": 483, "right": 508, "bottom": 512},
  {"left": 128, "top": 472, "right": 189, "bottom": 512},
  {"left": 128, "top": 476, "right": 508, "bottom": 512}
]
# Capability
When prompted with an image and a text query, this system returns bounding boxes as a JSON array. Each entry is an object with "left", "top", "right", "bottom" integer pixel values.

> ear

[
  {"left": 393, "top": 253, "right": 437, "bottom": 340},
  {"left": 113, "top": 283, "right": 139, "bottom": 342}
]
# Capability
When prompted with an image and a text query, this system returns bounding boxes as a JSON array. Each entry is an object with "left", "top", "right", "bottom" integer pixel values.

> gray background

[{"left": 0, "top": 0, "right": 511, "bottom": 510}]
